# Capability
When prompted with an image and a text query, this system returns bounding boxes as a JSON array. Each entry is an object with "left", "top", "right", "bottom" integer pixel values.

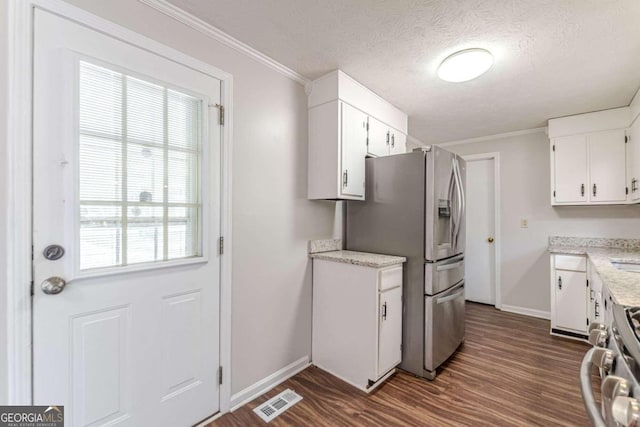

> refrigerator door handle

[
  {"left": 448, "top": 164, "right": 456, "bottom": 250},
  {"left": 453, "top": 158, "right": 465, "bottom": 251}
]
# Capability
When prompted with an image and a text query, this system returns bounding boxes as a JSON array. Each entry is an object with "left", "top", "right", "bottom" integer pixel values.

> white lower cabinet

[
  {"left": 312, "top": 259, "right": 403, "bottom": 392},
  {"left": 550, "top": 254, "right": 589, "bottom": 337}
]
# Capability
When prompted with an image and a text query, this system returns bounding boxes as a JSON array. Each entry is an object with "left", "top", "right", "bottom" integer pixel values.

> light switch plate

[{"left": 520, "top": 219, "right": 529, "bottom": 228}]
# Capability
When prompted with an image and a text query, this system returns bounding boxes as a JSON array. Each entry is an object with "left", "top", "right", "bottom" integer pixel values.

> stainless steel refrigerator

[{"left": 346, "top": 146, "right": 466, "bottom": 380}]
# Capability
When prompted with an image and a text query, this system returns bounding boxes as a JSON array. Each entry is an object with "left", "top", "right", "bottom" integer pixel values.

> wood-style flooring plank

[{"left": 209, "top": 302, "right": 592, "bottom": 426}]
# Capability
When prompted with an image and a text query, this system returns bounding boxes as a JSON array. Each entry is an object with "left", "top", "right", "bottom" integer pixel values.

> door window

[{"left": 78, "top": 61, "right": 203, "bottom": 270}]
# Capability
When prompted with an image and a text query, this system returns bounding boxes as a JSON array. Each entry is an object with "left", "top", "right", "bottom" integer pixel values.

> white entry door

[
  {"left": 33, "top": 10, "right": 221, "bottom": 427},
  {"left": 464, "top": 157, "right": 497, "bottom": 305}
]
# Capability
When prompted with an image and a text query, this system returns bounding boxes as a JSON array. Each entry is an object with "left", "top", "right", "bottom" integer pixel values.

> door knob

[
  {"left": 41, "top": 277, "right": 66, "bottom": 295},
  {"left": 487, "top": 237, "right": 494, "bottom": 243}
]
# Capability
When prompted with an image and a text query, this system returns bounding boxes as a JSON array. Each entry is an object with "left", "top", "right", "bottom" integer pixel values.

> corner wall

[{"left": 445, "top": 131, "right": 640, "bottom": 314}]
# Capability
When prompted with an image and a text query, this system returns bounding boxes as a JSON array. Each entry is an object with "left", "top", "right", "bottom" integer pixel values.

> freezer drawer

[
  {"left": 425, "top": 254, "right": 464, "bottom": 295},
  {"left": 424, "top": 280, "right": 465, "bottom": 372}
]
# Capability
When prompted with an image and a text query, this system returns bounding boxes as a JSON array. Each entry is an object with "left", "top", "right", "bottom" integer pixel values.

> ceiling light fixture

[{"left": 437, "top": 48, "right": 493, "bottom": 83}]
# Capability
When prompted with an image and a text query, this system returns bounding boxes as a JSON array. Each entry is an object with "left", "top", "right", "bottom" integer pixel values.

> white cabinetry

[
  {"left": 549, "top": 108, "right": 630, "bottom": 206},
  {"left": 550, "top": 254, "right": 588, "bottom": 337},
  {"left": 307, "top": 70, "right": 409, "bottom": 200},
  {"left": 312, "top": 259, "right": 403, "bottom": 392},
  {"left": 627, "top": 117, "right": 640, "bottom": 201},
  {"left": 551, "top": 130, "right": 627, "bottom": 205},
  {"left": 588, "top": 263, "right": 604, "bottom": 325}
]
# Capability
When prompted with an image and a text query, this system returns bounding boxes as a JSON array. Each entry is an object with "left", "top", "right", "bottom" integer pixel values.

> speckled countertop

[
  {"left": 549, "top": 244, "right": 640, "bottom": 306},
  {"left": 310, "top": 250, "right": 406, "bottom": 268}
]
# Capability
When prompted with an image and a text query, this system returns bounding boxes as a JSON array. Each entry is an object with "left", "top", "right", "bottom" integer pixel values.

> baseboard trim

[
  {"left": 500, "top": 304, "right": 551, "bottom": 320},
  {"left": 230, "top": 355, "right": 310, "bottom": 411}
]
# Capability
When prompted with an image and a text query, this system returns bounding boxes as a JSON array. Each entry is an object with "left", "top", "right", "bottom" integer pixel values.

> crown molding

[
  {"left": 138, "top": 0, "right": 309, "bottom": 86},
  {"left": 435, "top": 126, "right": 548, "bottom": 147}
]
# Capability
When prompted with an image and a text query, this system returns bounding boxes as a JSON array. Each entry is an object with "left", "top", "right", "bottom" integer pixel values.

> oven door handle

[{"left": 580, "top": 347, "right": 607, "bottom": 427}]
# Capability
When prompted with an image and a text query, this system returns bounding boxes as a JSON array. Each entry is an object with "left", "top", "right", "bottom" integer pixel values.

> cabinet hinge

[
  {"left": 625, "top": 135, "right": 629, "bottom": 143},
  {"left": 586, "top": 318, "right": 589, "bottom": 326},
  {"left": 219, "top": 236, "right": 224, "bottom": 255},
  {"left": 31, "top": 245, "right": 34, "bottom": 260},
  {"left": 586, "top": 279, "right": 589, "bottom": 288},
  {"left": 552, "top": 145, "right": 555, "bottom": 152},
  {"left": 366, "top": 137, "right": 369, "bottom": 146},
  {"left": 30, "top": 281, "right": 34, "bottom": 296},
  {"left": 218, "top": 366, "right": 223, "bottom": 385},
  {"left": 553, "top": 190, "right": 556, "bottom": 198},
  {"left": 627, "top": 187, "right": 630, "bottom": 195},
  {"left": 210, "top": 103, "right": 225, "bottom": 125}
]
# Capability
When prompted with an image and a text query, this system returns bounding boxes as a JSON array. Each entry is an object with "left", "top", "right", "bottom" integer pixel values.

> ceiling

[{"left": 166, "top": 0, "right": 640, "bottom": 144}]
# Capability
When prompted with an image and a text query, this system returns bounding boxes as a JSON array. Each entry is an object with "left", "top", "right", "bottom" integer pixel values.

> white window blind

[{"left": 78, "top": 61, "right": 203, "bottom": 270}]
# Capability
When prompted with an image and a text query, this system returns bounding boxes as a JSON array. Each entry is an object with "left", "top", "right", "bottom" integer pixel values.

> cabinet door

[
  {"left": 554, "top": 270, "right": 588, "bottom": 333},
  {"left": 377, "top": 286, "right": 402, "bottom": 378},
  {"left": 390, "top": 131, "right": 407, "bottom": 155},
  {"left": 629, "top": 119, "right": 640, "bottom": 201},
  {"left": 367, "top": 116, "right": 390, "bottom": 157},
  {"left": 553, "top": 135, "right": 588, "bottom": 203},
  {"left": 589, "top": 129, "right": 627, "bottom": 202},
  {"left": 340, "top": 102, "right": 368, "bottom": 198}
]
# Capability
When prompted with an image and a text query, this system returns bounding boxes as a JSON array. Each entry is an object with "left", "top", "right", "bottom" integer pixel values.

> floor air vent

[{"left": 253, "top": 389, "right": 302, "bottom": 423}]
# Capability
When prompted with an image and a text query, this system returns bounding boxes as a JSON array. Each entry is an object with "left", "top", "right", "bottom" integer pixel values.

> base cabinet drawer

[{"left": 554, "top": 254, "right": 586, "bottom": 271}]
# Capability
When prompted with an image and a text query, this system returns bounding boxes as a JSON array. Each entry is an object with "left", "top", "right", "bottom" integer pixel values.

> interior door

[
  {"left": 340, "top": 102, "right": 368, "bottom": 198},
  {"left": 589, "top": 129, "right": 627, "bottom": 203},
  {"left": 464, "top": 158, "right": 495, "bottom": 305},
  {"left": 367, "top": 116, "right": 390, "bottom": 157},
  {"left": 33, "top": 10, "right": 221, "bottom": 426},
  {"left": 553, "top": 135, "right": 588, "bottom": 203}
]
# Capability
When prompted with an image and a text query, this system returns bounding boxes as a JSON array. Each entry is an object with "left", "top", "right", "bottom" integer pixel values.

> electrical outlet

[{"left": 520, "top": 219, "right": 529, "bottom": 228}]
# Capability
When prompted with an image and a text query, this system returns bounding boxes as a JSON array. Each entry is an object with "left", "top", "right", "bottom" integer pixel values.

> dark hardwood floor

[{"left": 210, "top": 302, "right": 592, "bottom": 426}]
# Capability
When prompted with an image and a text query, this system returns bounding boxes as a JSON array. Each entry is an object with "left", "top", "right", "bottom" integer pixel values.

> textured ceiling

[{"left": 166, "top": 0, "right": 640, "bottom": 144}]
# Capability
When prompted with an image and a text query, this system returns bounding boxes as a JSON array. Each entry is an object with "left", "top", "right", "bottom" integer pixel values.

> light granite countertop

[
  {"left": 309, "top": 250, "right": 406, "bottom": 268},
  {"left": 549, "top": 245, "right": 640, "bottom": 306}
]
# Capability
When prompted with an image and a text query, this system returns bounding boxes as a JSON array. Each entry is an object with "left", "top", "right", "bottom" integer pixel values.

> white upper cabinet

[
  {"left": 390, "top": 130, "right": 407, "bottom": 155},
  {"left": 553, "top": 135, "right": 588, "bottom": 204},
  {"left": 307, "top": 70, "right": 409, "bottom": 200},
  {"left": 368, "top": 116, "right": 391, "bottom": 157},
  {"left": 589, "top": 130, "right": 627, "bottom": 203},
  {"left": 549, "top": 108, "right": 630, "bottom": 206},
  {"left": 628, "top": 117, "right": 640, "bottom": 201},
  {"left": 341, "top": 103, "right": 368, "bottom": 198}
]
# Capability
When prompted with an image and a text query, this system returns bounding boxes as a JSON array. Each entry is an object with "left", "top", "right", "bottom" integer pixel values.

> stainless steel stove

[{"left": 581, "top": 304, "right": 640, "bottom": 426}]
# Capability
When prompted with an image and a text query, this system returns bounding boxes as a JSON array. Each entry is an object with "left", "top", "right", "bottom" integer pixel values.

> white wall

[
  {"left": 444, "top": 131, "right": 640, "bottom": 313},
  {"left": 1, "top": 0, "right": 340, "bottom": 400},
  {"left": 0, "top": 0, "right": 9, "bottom": 405}
]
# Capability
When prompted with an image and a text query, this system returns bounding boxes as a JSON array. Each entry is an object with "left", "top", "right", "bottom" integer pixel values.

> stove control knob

[
  {"left": 589, "top": 322, "right": 606, "bottom": 332},
  {"left": 612, "top": 396, "right": 640, "bottom": 427},
  {"left": 589, "top": 327, "right": 609, "bottom": 348},
  {"left": 591, "top": 347, "right": 615, "bottom": 373},
  {"left": 602, "top": 376, "right": 630, "bottom": 402}
]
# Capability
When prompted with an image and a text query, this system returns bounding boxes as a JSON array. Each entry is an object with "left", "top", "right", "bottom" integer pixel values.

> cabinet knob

[{"left": 487, "top": 237, "right": 494, "bottom": 243}]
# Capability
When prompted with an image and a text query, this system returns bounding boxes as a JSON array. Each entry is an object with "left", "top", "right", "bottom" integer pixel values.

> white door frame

[
  {"left": 5, "top": 0, "right": 234, "bottom": 414},
  {"left": 461, "top": 152, "right": 501, "bottom": 309}
]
